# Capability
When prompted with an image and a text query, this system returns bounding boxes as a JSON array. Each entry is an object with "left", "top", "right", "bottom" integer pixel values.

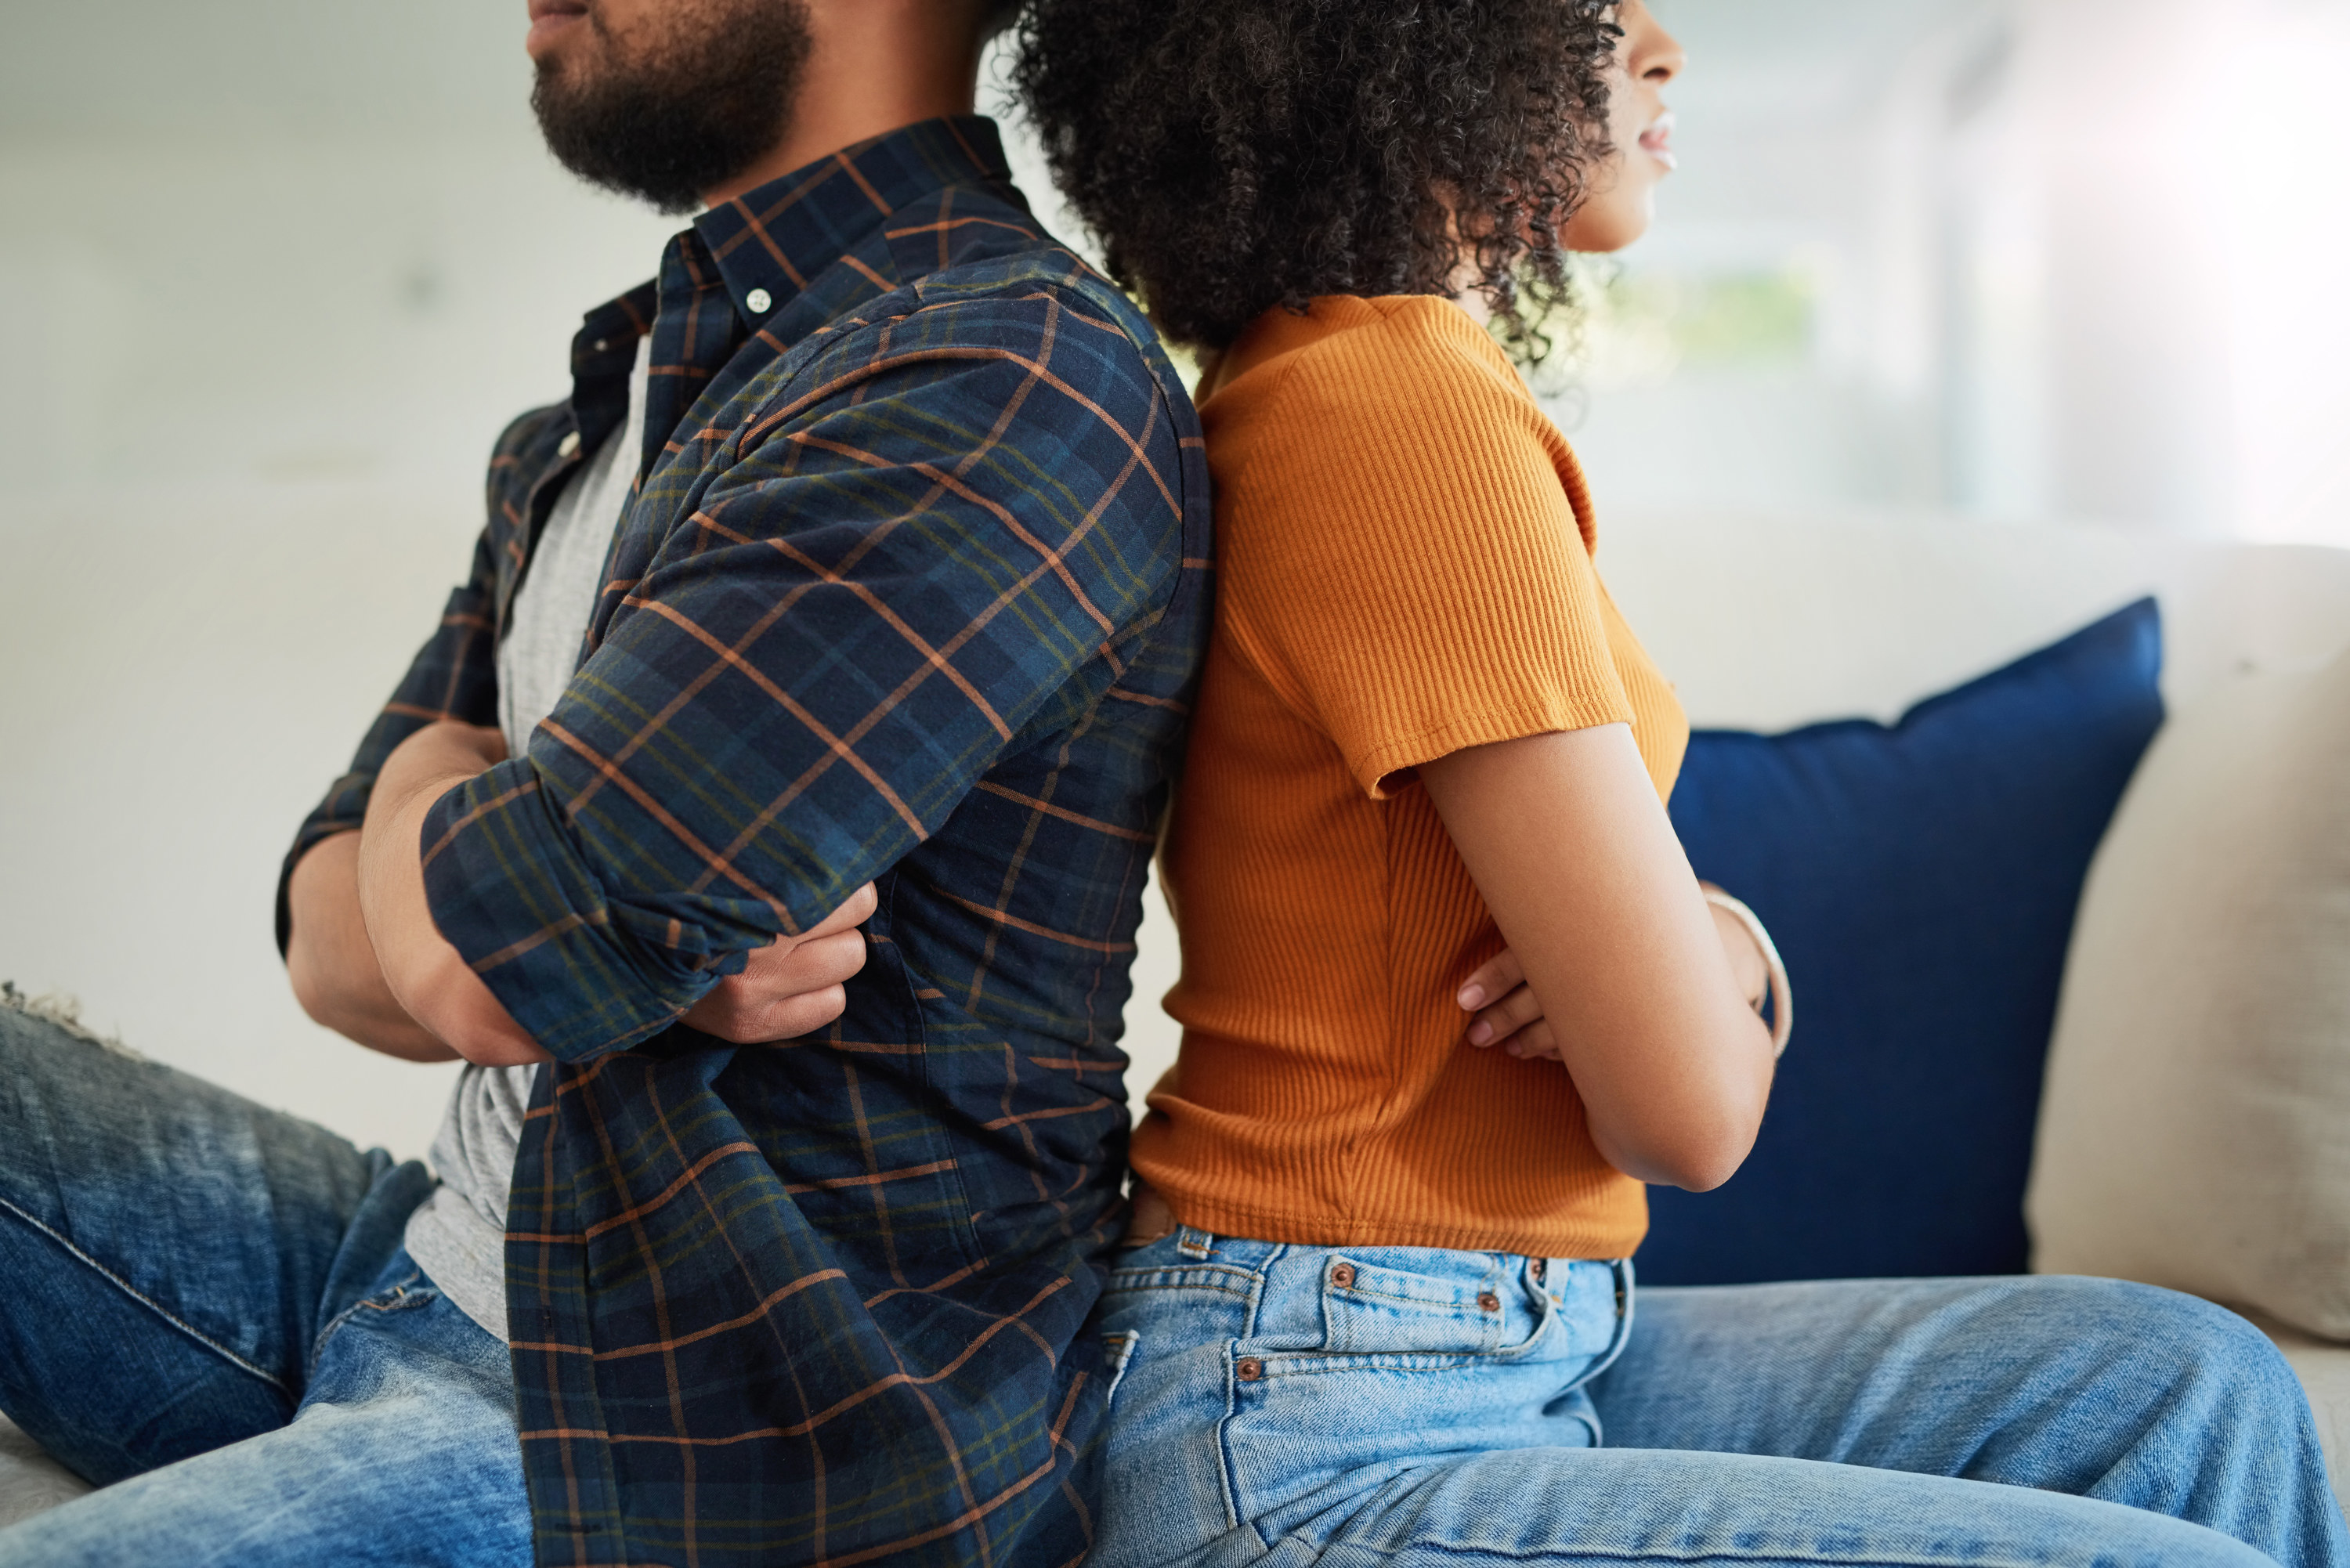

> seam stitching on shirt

[{"left": 1204, "top": 309, "right": 1368, "bottom": 735}]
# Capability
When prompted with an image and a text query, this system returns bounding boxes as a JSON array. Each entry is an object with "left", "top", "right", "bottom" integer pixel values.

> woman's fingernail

[
  {"left": 1467, "top": 1021, "right": 1491, "bottom": 1046},
  {"left": 1458, "top": 985, "right": 1486, "bottom": 1010}
]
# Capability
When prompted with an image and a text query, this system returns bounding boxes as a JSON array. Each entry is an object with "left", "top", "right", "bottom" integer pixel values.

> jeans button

[
  {"left": 1477, "top": 1292, "right": 1501, "bottom": 1313},
  {"left": 1529, "top": 1259, "right": 1546, "bottom": 1282},
  {"left": 1330, "top": 1263, "right": 1357, "bottom": 1288},
  {"left": 1235, "top": 1357, "right": 1264, "bottom": 1382}
]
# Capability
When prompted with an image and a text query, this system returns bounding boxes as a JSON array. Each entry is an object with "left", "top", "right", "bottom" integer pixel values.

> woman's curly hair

[{"left": 1011, "top": 0, "right": 1622, "bottom": 363}]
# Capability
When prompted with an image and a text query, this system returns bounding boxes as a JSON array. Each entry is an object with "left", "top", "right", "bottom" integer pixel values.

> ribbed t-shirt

[{"left": 1131, "top": 294, "right": 1689, "bottom": 1261}]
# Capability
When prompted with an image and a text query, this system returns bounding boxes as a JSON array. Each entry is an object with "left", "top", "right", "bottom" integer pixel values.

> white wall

[
  {"left": 1, "top": 482, "right": 484, "bottom": 1152},
  {"left": 1587, "top": 0, "right": 2350, "bottom": 546},
  {"left": 2, "top": 5, "right": 691, "bottom": 1153}
]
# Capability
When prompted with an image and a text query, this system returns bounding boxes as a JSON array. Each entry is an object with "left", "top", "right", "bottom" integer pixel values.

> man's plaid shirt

[{"left": 281, "top": 118, "right": 1211, "bottom": 1566}]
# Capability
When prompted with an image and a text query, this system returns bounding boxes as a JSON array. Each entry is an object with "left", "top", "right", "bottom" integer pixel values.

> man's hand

[
  {"left": 1455, "top": 882, "right": 1773, "bottom": 1064},
  {"left": 681, "top": 883, "right": 877, "bottom": 1044},
  {"left": 358, "top": 722, "right": 551, "bottom": 1068}
]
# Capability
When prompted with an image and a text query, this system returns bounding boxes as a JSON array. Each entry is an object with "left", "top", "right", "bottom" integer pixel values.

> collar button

[
  {"left": 745, "top": 287, "right": 774, "bottom": 315},
  {"left": 557, "top": 431, "right": 581, "bottom": 459}
]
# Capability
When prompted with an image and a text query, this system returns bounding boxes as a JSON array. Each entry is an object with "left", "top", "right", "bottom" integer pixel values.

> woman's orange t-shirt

[{"left": 1131, "top": 294, "right": 1690, "bottom": 1260}]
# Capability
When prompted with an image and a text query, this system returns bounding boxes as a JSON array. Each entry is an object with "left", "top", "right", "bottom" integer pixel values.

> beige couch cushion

[{"left": 2029, "top": 645, "right": 2350, "bottom": 1339}]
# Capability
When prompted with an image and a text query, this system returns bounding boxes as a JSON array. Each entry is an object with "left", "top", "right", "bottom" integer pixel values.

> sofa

[
  {"left": 1596, "top": 506, "right": 2350, "bottom": 1509},
  {"left": 5, "top": 504, "right": 2347, "bottom": 1527}
]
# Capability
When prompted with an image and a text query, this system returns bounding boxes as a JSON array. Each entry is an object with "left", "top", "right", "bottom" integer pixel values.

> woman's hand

[
  {"left": 1457, "top": 948, "right": 1564, "bottom": 1062},
  {"left": 1459, "top": 886, "right": 1773, "bottom": 1064}
]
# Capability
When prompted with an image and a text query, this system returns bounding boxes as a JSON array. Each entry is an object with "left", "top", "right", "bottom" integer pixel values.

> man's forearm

[
  {"left": 358, "top": 723, "right": 550, "bottom": 1068},
  {"left": 286, "top": 831, "right": 460, "bottom": 1062}
]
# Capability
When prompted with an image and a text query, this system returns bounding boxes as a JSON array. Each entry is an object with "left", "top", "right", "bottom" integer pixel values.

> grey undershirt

[{"left": 403, "top": 340, "right": 651, "bottom": 1339}]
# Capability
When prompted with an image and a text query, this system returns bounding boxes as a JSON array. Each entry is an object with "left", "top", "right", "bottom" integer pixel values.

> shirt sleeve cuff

[
  {"left": 1353, "top": 694, "right": 1637, "bottom": 800},
  {"left": 418, "top": 757, "right": 714, "bottom": 1061}
]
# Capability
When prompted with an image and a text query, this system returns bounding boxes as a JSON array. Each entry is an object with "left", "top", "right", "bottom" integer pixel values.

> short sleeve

[{"left": 1214, "top": 301, "right": 1633, "bottom": 797}]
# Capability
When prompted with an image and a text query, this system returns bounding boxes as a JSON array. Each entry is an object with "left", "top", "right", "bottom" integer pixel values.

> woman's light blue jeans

[{"left": 1094, "top": 1227, "right": 2348, "bottom": 1568}]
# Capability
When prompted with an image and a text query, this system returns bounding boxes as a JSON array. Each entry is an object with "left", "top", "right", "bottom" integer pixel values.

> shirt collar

[{"left": 689, "top": 115, "right": 1016, "bottom": 331}]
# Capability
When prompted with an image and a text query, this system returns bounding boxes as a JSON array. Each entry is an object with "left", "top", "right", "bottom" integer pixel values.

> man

[{"left": 0, "top": 0, "right": 1209, "bottom": 1562}]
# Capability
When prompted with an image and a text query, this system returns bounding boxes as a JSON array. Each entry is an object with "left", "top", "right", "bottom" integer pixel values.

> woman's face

[{"left": 1562, "top": 1, "right": 1686, "bottom": 253}]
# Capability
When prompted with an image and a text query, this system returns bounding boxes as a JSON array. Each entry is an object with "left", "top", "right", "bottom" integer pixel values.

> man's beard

[{"left": 532, "top": 0, "right": 813, "bottom": 215}]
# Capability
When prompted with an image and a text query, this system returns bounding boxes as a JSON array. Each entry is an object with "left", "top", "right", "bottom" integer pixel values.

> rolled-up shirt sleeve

[{"left": 417, "top": 297, "right": 1182, "bottom": 1061}]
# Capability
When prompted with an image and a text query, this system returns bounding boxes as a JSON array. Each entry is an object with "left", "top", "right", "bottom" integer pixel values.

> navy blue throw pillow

[{"left": 1641, "top": 598, "right": 2164, "bottom": 1285}]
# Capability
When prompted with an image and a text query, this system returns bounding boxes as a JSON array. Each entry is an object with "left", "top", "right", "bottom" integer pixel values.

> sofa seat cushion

[{"left": 0, "top": 1413, "right": 92, "bottom": 1528}]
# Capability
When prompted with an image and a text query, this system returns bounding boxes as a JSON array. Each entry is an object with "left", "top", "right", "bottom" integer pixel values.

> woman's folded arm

[{"left": 1418, "top": 722, "right": 1774, "bottom": 1191}]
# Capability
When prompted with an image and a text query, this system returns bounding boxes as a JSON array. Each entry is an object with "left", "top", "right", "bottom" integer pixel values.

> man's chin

[
  {"left": 529, "top": 0, "right": 811, "bottom": 215},
  {"left": 528, "top": 45, "right": 594, "bottom": 97}
]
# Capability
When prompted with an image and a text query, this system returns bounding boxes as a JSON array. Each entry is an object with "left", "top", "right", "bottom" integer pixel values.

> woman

[{"left": 1016, "top": 4, "right": 2347, "bottom": 1566}]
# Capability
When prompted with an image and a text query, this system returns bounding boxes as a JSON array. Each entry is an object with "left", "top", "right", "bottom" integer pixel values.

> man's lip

[{"left": 527, "top": 0, "right": 587, "bottom": 53}]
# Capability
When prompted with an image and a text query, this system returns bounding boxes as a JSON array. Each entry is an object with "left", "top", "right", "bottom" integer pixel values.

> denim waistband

[{"left": 1108, "top": 1223, "right": 1635, "bottom": 1382}]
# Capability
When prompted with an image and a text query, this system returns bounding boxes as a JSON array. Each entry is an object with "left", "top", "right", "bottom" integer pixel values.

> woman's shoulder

[{"left": 1202, "top": 295, "right": 1552, "bottom": 489}]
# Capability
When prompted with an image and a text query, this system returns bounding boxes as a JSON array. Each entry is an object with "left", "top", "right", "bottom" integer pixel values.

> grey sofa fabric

[{"left": 0, "top": 1414, "right": 92, "bottom": 1527}]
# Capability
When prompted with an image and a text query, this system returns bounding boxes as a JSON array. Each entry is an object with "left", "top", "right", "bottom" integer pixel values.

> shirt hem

[
  {"left": 1135, "top": 1185, "right": 1649, "bottom": 1263},
  {"left": 1356, "top": 699, "right": 1637, "bottom": 801}
]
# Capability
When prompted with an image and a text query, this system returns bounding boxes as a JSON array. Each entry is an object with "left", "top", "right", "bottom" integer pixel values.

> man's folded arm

[
  {"left": 414, "top": 313, "right": 1181, "bottom": 1063},
  {"left": 276, "top": 523, "right": 507, "bottom": 959},
  {"left": 277, "top": 406, "right": 571, "bottom": 1060}
]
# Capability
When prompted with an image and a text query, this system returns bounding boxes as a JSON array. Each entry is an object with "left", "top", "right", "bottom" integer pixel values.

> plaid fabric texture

[{"left": 283, "top": 118, "right": 1210, "bottom": 1566}]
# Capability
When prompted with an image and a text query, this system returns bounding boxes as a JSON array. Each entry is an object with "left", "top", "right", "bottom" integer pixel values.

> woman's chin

[{"left": 1566, "top": 195, "right": 1656, "bottom": 255}]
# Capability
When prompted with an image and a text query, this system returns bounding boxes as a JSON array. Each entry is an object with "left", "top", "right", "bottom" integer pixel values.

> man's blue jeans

[
  {"left": 1094, "top": 1229, "right": 2350, "bottom": 1568},
  {"left": 0, "top": 1000, "right": 531, "bottom": 1565}
]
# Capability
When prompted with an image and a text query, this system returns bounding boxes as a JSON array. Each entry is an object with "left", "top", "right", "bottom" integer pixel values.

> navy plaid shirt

[{"left": 282, "top": 117, "right": 1210, "bottom": 1566}]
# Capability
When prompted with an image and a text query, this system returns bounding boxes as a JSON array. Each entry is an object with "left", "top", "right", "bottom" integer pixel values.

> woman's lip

[{"left": 1639, "top": 113, "right": 1678, "bottom": 170}]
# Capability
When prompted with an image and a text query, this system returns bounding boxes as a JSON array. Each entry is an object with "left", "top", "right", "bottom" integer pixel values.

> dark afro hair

[{"left": 1011, "top": 0, "right": 1622, "bottom": 362}]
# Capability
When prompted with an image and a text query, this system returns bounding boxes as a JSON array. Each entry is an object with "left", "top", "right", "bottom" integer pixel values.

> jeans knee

[{"left": 2036, "top": 1275, "right": 2301, "bottom": 1411}]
